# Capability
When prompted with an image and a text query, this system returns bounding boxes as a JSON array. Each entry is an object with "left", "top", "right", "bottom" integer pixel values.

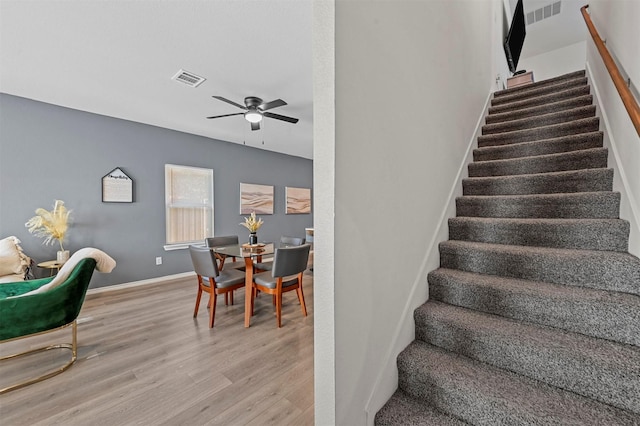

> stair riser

[
  {"left": 491, "top": 78, "right": 588, "bottom": 106},
  {"left": 439, "top": 242, "right": 640, "bottom": 295},
  {"left": 488, "top": 86, "right": 591, "bottom": 115},
  {"left": 456, "top": 193, "right": 621, "bottom": 219},
  {"left": 414, "top": 303, "right": 640, "bottom": 413},
  {"left": 478, "top": 118, "right": 600, "bottom": 148},
  {"left": 473, "top": 132, "right": 603, "bottom": 162},
  {"left": 485, "top": 95, "right": 593, "bottom": 125},
  {"left": 463, "top": 169, "right": 614, "bottom": 195},
  {"left": 397, "top": 342, "right": 639, "bottom": 425},
  {"left": 482, "top": 106, "right": 596, "bottom": 135},
  {"left": 448, "top": 218, "right": 629, "bottom": 251},
  {"left": 427, "top": 269, "right": 640, "bottom": 347},
  {"left": 374, "top": 391, "right": 467, "bottom": 426},
  {"left": 494, "top": 70, "right": 586, "bottom": 98},
  {"left": 469, "top": 148, "right": 607, "bottom": 177}
]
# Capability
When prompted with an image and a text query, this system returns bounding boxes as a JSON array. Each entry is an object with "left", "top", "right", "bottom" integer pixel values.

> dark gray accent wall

[{"left": 0, "top": 94, "right": 313, "bottom": 288}]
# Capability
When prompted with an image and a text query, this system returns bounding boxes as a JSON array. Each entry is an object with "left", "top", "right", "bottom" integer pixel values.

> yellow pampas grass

[
  {"left": 25, "top": 200, "right": 71, "bottom": 251},
  {"left": 239, "top": 212, "right": 264, "bottom": 233}
]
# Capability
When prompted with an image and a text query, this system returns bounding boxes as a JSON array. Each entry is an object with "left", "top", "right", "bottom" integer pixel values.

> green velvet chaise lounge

[{"left": 0, "top": 247, "right": 115, "bottom": 394}]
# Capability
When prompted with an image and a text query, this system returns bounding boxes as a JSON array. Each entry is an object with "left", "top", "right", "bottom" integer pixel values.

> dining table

[{"left": 210, "top": 242, "right": 275, "bottom": 328}]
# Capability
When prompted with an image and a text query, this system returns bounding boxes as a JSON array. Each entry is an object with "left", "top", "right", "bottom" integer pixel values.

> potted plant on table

[
  {"left": 25, "top": 199, "right": 72, "bottom": 263},
  {"left": 240, "top": 212, "right": 263, "bottom": 245}
]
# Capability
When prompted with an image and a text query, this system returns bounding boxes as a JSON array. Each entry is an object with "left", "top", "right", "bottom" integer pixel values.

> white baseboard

[{"left": 86, "top": 271, "right": 195, "bottom": 296}]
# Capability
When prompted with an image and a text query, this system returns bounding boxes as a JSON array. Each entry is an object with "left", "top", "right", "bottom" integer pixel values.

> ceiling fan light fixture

[
  {"left": 208, "top": 96, "right": 297, "bottom": 131},
  {"left": 244, "top": 110, "right": 263, "bottom": 123}
]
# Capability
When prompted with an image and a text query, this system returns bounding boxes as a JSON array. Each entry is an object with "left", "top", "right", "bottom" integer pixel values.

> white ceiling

[
  {"left": 1, "top": 1, "right": 585, "bottom": 161},
  {"left": 0, "top": 0, "right": 314, "bottom": 159}
]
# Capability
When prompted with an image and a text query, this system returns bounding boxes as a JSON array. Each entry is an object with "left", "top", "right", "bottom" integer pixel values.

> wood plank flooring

[{"left": 0, "top": 270, "right": 314, "bottom": 425}]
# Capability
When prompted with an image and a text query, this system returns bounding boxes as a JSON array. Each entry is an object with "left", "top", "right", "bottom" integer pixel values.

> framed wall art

[
  {"left": 102, "top": 167, "right": 134, "bottom": 203},
  {"left": 285, "top": 186, "right": 311, "bottom": 214},
  {"left": 240, "top": 182, "right": 274, "bottom": 214}
]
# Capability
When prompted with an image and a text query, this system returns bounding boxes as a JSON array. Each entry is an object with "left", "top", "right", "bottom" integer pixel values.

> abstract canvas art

[
  {"left": 240, "top": 183, "right": 274, "bottom": 214},
  {"left": 286, "top": 187, "right": 311, "bottom": 214}
]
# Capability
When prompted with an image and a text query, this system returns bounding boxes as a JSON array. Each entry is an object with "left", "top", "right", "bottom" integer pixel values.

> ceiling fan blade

[
  {"left": 212, "top": 96, "right": 246, "bottom": 110},
  {"left": 259, "top": 99, "right": 287, "bottom": 111},
  {"left": 206, "top": 112, "right": 244, "bottom": 119},
  {"left": 251, "top": 121, "right": 260, "bottom": 131},
  {"left": 263, "top": 111, "right": 299, "bottom": 124}
]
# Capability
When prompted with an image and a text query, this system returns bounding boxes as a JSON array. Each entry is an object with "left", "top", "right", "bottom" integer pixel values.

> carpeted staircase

[{"left": 375, "top": 70, "right": 640, "bottom": 425}]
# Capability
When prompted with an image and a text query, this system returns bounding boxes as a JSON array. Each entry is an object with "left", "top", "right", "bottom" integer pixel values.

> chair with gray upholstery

[
  {"left": 251, "top": 244, "right": 310, "bottom": 327},
  {"left": 281, "top": 236, "right": 306, "bottom": 246},
  {"left": 253, "top": 235, "right": 306, "bottom": 272},
  {"left": 205, "top": 235, "right": 245, "bottom": 271},
  {"left": 189, "top": 245, "right": 246, "bottom": 328}
]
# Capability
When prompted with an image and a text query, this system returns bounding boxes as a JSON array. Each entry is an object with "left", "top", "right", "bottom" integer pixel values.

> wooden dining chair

[
  {"left": 250, "top": 244, "right": 310, "bottom": 327},
  {"left": 205, "top": 236, "right": 245, "bottom": 271},
  {"left": 205, "top": 236, "right": 247, "bottom": 305},
  {"left": 189, "top": 245, "right": 246, "bottom": 328},
  {"left": 254, "top": 235, "right": 306, "bottom": 272}
]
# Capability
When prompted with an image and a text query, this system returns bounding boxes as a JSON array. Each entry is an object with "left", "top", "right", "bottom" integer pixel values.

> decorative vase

[
  {"left": 57, "top": 250, "right": 70, "bottom": 263},
  {"left": 249, "top": 233, "right": 258, "bottom": 245}
]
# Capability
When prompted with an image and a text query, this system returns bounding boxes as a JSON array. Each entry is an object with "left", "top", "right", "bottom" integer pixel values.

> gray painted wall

[{"left": 0, "top": 94, "right": 313, "bottom": 288}]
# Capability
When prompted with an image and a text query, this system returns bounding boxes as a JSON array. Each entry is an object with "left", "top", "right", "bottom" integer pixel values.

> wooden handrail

[{"left": 581, "top": 4, "right": 640, "bottom": 137}]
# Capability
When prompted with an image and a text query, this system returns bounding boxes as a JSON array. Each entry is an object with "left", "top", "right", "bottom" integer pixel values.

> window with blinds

[{"left": 165, "top": 164, "right": 213, "bottom": 246}]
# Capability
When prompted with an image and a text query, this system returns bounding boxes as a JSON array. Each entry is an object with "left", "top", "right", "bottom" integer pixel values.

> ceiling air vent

[
  {"left": 172, "top": 69, "right": 206, "bottom": 88},
  {"left": 526, "top": 1, "right": 561, "bottom": 25}
]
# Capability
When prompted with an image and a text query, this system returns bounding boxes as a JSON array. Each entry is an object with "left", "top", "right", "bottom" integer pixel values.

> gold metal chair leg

[{"left": 0, "top": 321, "right": 78, "bottom": 394}]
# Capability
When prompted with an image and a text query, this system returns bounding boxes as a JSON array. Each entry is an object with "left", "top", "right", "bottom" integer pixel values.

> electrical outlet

[{"left": 155, "top": 257, "right": 162, "bottom": 265}]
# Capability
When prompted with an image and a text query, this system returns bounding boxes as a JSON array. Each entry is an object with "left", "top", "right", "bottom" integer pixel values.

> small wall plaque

[{"left": 102, "top": 167, "right": 134, "bottom": 203}]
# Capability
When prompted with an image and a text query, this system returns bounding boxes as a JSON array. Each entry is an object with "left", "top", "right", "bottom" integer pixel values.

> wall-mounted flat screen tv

[{"left": 504, "top": 0, "right": 526, "bottom": 74}]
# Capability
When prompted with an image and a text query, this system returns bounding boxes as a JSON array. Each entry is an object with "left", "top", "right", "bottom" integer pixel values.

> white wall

[
  {"left": 312, "top": 1, "right": 336, "bottom": 425},
  {"left": 518, "top": 40, "right": 586, "bottom": 82},
  {"left": 585, "top": 0, "right": 640, "bottom": 256},
  {"left": 312, "top": 1, "right": 497, "bottom": 424}
]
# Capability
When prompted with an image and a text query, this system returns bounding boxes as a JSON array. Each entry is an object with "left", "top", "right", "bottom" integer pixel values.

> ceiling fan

[{"left": 207, "top": 96, "right": 299, "bottom": 131}]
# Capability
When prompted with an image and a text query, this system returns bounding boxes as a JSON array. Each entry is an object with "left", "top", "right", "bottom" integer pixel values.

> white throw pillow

[
  {"left": 0, "top": 273, "right": 27, "bottom": 284},
  {"left": 0, "top": 236, "right": 30, "bottom": 277}
]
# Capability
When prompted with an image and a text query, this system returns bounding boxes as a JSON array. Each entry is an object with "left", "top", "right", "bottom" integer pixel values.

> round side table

[{"left": 37, "top": 260, "right": 65, "bottom": 276}]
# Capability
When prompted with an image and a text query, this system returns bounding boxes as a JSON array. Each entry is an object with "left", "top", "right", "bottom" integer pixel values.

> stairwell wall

[
  {"left": 518, "top": 41, "right": 587, "bottom": 82},
  {"left": 585, "top": 0, "right": 640, "bottom": 256},
  {"left": 326, "top": 1, "right": 497, "bottom": 424}
]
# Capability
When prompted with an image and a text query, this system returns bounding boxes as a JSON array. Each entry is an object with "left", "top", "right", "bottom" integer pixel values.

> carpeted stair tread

[
  {"left": 463, "top": 168, "right": 613, "bottom": 196},
  {"left": 482, "top": 105, "right": 596, "bottom": 135},
  {"left": 468, "top": 147, "right": 608, "bottom": 177},
  {"left": 485, "top": 94, "right": 594, "bottom": 124},
  {"left": 447, "top": 216, "right": 629, "bottom": 251},
  {"left": 428, "top": 268, "right": 640, "bottom": 347},
  {"left": 477, "top": 117, "right": 600, "bottom": 148},
  {"left": 488, "top": 85, "right": 591, "bottom": 115},
  {"left": 375, "top": 390, "right": 468, "bottom": 426},
  {"left": 414, "top": 300, "right": 640, "bottom": 413},
  {"left": 378, "top": 69, "right": 640, "bottom": 425},
  {"left": 456, "top": 191, "right": 620, "bottom": 219},
  {"left": 491, "top": 77, "right": 588, "bottom": 106},
  {"left": 439, "top": 240, "right": 640, "bottom": 295},
  {"left": 397, "top": 341, "right": 639, "bottom": 425},
  {"left": 493, "top": 70, "right": 586, "bottom": 98},
  {"left": 473, "top": 132, "right": 603, "bottom": 162}
]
